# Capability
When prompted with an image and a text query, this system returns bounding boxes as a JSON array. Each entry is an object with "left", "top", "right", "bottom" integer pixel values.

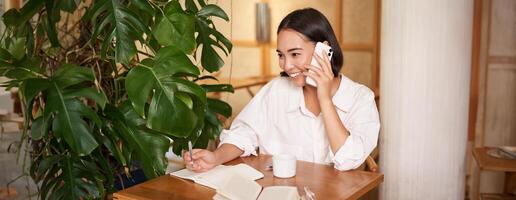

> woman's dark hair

[{"left": 278, "top": 8, "right": 343, "bottom": 77}]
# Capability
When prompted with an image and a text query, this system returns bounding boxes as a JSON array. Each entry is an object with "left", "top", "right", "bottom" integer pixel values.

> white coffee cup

[{"left": 272, "top": 154, "right": 297, "bottom": 178}]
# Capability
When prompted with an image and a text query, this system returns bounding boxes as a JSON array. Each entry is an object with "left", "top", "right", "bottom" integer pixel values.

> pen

[{"left": 188, "top": 141, "right": 193, "bottom": 165}]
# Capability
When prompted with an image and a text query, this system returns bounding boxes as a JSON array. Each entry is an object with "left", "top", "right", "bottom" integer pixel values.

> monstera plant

[{"left": 0, "top": 0, "right": 233, "bottom": 199}]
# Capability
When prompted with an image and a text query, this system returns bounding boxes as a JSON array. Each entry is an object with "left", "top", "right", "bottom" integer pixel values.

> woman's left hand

[{"left": 304, "top": 50, "right": 334, "bottom": 102}]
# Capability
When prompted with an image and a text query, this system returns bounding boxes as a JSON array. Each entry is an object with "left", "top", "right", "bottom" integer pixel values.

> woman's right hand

[{"left": 183, "top": 149, "right": 219, "bottom": 173}]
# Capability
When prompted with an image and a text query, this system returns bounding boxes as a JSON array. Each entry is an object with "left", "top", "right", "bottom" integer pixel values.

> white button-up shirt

[{"left": 219, "top": 75, "right": 380, "bottom": 171}]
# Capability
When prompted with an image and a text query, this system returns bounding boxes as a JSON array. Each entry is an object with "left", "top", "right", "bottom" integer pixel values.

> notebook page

[
  {"left": 216, "top": 173, "right": 262, "bottom": 200},
  {"left": 257, "top": 186, "right": 299, "bottom": 200},
  {"left": 230, "top": 164, "right": 264, "bottom": 180},
  {"left": 170, "top": 165, "right": 228, "bottom": 187}
]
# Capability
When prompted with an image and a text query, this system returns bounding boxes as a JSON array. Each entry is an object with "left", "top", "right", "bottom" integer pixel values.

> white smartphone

[{"left": 306, "top": 42, "right": 333, "bottom": 87}]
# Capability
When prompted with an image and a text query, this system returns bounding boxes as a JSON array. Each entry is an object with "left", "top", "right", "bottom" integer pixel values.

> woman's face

[{"left": 276, "top": 29, "right": 316, "bottom": 87}]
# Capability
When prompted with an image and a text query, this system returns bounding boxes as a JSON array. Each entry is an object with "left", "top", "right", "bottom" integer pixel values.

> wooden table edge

[
  {"left": 473, "top": 147, "right": 516, "bottom": 172},
  {"left": 346, "top": 173, "right": 384, "bottom": 200}
]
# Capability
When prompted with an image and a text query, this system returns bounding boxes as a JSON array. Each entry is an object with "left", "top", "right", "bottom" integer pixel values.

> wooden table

[
  {"left": 114, "top": 155, "right": 384, "bottom": 200},
  {"left": 473, "top": 147, "right": 516, "bottom": 194}
]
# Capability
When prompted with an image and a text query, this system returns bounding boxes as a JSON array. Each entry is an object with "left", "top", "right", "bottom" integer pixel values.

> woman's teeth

[{"left": 289, "top": 72, "right": 301, "bottom": 78}]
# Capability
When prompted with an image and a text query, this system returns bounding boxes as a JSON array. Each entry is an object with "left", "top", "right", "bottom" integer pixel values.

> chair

[{"left": 359, "top": 148, "right": 379, "bottom": 172}]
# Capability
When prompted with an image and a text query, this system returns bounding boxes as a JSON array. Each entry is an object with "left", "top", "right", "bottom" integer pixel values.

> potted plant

[{"left": 0, "top": 0, "right": 233, "bottom": 199}]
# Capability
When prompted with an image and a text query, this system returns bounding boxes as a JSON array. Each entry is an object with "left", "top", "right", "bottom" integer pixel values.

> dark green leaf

[
  {"left": 196, "top": 20, "right": 226, "bottom": 72},
  {"left": 105, "top": 106, "right": 169, "bottom": 178},
  {"left": 129, "top": 0, "right": 153, "bottom": 13},
  {"left": 120, "top": 100, "right": 146, "bottom": 127},
  {"left": 52, "top": 64, "right": 94, "bottom": 89},
  {"left": 147, "top": 86, "right": 197, "bottom": 137},
  {"left": 201, "top": 41, "right": 224, "bottom": 72},
  {"left": 31, "top": 116, "right": 49, "bottom": 140},
  {"left": 196, "top": 0, "right": 207, "bottom": 7},
  {"left": 185, "top": 0, "right": 198, "bottom": 12},
  {"left": 212, "top": 28, "right": 233, "bottom": 53},
  {"left": 153, "top": 46, "right": 199, "bottom": 76},
  {"left": 2, "top": 1, "right": 44, "bottom": 27},
  {"left": 197, "top": 4, "right": 229, "bottom": 21},
  {"left": 47, "top": 84, "right": 99, "bottom": 155},
  {"left": 152, "top": 9, "right": 196, "bottom": 54},
  {"left": 45, "top": 0, "right": 61, "bottom": 47},
  {"left": 126, "top": 64, "right": 154, "bottom": 117},
  {"left": 21, "top": 78, "right": 49, "bottom": 108},
  {"left": 59, "top": 0, "right": 78, "bottom": 12},
  {"left": 201, "top": 84, "right": 234, "bottom": 93},
  {"left": 63, "top": 87, "right": 108, "bottom": 109},
  {"left": 2, "top": 9, "right": 20, "bottom": 27},
  {"left": 8, "top": 37, "right": 26, "bottom": 60},
  {"left": 67, "top": 100, "right": 103, "bottom": 127},
  {"left": 88, "top": 0, "right": 149, "bottom": 64},
  {"left": 194, "top": 75, "right": 218, "bottom": 82},
  {"left": 207, "top": 98, "right": 232, "bottom": 117},
  {"left": 37, "top": 156, "right": 61, "bottom": 177},
  {"left": 167, "top": 78, "right": 206, "bottom": 104},
  {"left": 0, "top": 48, "right": 13, "bottom": 60}
]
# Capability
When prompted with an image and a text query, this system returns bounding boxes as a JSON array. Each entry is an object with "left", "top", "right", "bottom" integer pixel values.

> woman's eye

[
  {"left": 292, "top": 53, "right": 300, "bottom": 57},
  {"left": 277, "top": 54, "right": 283, "bottom": 58}
]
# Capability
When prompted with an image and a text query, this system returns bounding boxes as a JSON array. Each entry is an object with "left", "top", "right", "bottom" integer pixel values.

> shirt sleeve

[
  {"left": 218, "top": 80, "right": 274, "bottom": 157},
  {"left": 332, "top": 88, "right": 380, "bottom": 171}
]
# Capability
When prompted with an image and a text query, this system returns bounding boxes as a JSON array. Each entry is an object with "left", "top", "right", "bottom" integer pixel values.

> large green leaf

[
  {"left": 152, "top": 2, "right": 196, "bottom": 54},
  {"left": 44, "top": 64, "right": 104, "bottom": 155},
  {"left": 146, "top": 84, "right": 197, "bottom": 136},
  {"left": 195, "top": 19, "right": 231, "bottom": 72},
  {"left": 105, "top": 105, "right": 169, "bottom": 178},
  {"left": 47, "top": 91, "right": 98, "bottom": 155},
  {"left": 126, "top": 46, "right": 200, "bottom": 129},
  {"left": 87, "top": 0, "right": 149, "bottom": 64}
]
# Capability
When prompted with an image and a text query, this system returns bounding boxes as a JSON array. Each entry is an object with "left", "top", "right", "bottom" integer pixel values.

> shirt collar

[{"left": 286, "top": 74, "right": 356, "bottom": 113}]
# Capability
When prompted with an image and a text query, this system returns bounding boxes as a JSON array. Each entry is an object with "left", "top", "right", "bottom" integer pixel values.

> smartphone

[{"left": 306, "top": 42, "right": 333, "bottom": 87}]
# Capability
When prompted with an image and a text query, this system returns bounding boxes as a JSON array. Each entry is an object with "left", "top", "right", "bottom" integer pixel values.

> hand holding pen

[{"left": 183, "top": 142, "right": 219, "bottom": 173}]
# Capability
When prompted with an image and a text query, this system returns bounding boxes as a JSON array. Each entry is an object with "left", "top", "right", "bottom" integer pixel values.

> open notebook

[
  {"left": 212, "top": 173, "right": 300, "bottom": 200},
  {"left": 170, "top": 164, "right": 264, "bottom": 190}
]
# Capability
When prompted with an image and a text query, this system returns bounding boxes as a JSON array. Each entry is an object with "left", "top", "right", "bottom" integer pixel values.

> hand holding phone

[{"left": 306, "top": 42, "right": 333, "bottom": 87}]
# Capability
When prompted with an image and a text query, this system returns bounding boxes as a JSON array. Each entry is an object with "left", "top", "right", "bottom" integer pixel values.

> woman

[{"left": 184, "top": 8, "right": 379, "bottom": 171}]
